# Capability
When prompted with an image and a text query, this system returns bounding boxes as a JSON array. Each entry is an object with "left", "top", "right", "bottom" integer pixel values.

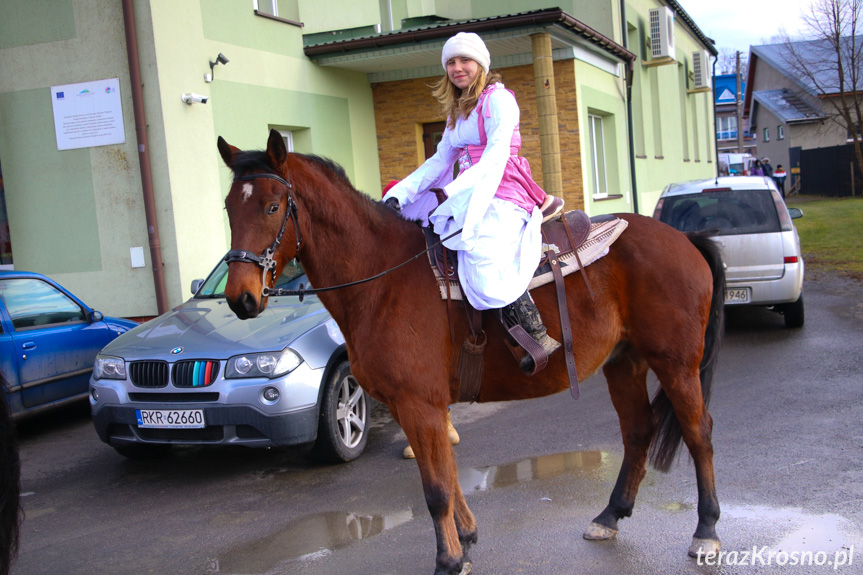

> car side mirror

[
  {"left": 788, "top": 207, "right": 804, "bottom": 219},
  {"left": 91, "top": 310, "right": 104, "bottom": 322},
  {"left": 191, "top": 279, "right": 204, "bottom": 295}
]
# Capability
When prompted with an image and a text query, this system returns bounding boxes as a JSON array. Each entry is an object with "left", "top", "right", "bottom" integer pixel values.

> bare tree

[
  {"left": 781, "top": 0, "right": 863, "bottom": 174},
  {"left": 718, "top": 48, "right": 748, "bottom": 75}
]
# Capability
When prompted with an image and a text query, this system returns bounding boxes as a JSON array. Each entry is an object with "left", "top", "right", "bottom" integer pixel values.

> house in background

[
  {"left": 745, "top": 41, "right": 848, "bottom": 192},
  {"left": 0, "top": 0, "right": 717, "bottom": 318},
  {"left": 714, "top": 74, "right": 756, "bottom": 155}
]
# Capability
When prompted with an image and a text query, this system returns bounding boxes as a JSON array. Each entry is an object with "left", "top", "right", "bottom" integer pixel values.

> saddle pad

[{"left": 432, "top": 217, "right": 628, "bottom": 301}]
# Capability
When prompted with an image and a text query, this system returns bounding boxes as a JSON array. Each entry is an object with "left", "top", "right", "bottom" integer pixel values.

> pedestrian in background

[
  {"left": 751, "top": 159, "right": 764, "bottom": 176},
  {"left": 761, "top": 157, "right": 774, "bottom": 179},
  {"left": 773, "top": 164, "right": 787, "bottom": 197}
]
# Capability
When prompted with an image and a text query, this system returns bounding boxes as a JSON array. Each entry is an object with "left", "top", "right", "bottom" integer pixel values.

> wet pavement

[{"left": 11, "top": 274, "right": 863, "bottom": 575}]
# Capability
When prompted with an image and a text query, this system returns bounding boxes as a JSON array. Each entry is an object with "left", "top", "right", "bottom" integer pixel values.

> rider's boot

[{"left": 502, "top": 291, "right": 561, "bottom": 373}]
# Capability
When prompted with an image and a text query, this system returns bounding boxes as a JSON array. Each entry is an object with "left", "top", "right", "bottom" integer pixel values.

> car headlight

[
  {"left": 94, "top": 355, "right": 127, "bottom": 380},
  {"left": 225, "top": 349, "right": 302, "bottom": 379}
]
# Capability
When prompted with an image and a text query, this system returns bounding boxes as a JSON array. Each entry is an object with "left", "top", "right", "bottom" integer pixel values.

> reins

[{"left": 225, "top": 171, "right": 462, "bottom": 302}]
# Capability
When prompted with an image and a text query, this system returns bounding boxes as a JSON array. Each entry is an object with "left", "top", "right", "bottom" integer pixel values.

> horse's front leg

[{"left": 396, "top": 402, "right": 467, "bottom": 575}]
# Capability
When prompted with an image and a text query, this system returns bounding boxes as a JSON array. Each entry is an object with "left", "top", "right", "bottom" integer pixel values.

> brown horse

[{"left": 218, "top": 130, "right": 726, "bottom": 575}]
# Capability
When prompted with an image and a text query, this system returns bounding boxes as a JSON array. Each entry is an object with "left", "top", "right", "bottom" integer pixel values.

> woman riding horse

[{"left": 384, "top": 32, "right": 560, "bottom": 370}]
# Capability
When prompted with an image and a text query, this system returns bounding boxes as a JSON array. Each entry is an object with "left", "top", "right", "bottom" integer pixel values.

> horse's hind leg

[
  {"left": 395, "top": 401, "right": 468, "bottom": 575},
  {"left": 651, "top": 362, "right": 721, "bottom": 557},
  {"left": 585, "top": 344, "right": 653, "bottom": 540}
]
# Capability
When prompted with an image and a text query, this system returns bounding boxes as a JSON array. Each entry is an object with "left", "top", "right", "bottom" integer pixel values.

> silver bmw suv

[
  {"left": 90, "top": 257, "right": 370, "bottom": 460},
  {"left": 654, "top": 175, "right": 805, "bottom": 328}
]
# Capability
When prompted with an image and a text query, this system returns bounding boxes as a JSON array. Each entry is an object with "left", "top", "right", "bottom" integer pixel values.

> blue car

[{"left": 0, "top": 271, "right": 138, "bottom": 419}]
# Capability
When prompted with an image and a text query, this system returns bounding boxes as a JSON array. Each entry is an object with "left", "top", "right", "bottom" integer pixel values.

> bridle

[
  {"left": 223, "top": 172, "right": 301, "bottom": 297},
  {"left": 224, "top": 170, "right": 461, "bottom": 301}
]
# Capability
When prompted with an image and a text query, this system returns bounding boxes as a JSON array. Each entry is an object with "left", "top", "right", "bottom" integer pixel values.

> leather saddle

[{"left": 423, "top": 196, "right": 601, "bottom": 282}]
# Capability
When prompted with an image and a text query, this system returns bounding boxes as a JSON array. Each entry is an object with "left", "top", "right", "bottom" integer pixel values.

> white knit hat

[{"left": 441, "top": 32, "right": 490, "bottom": 73}]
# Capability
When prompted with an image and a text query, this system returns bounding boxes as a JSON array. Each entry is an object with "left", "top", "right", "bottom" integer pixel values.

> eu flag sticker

[{"left": 56, "top": 91, "right": 65, "bottom": 99}]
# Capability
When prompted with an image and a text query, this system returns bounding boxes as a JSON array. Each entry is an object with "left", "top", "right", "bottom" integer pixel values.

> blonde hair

[{"left": 431, "top": 67, "right": 502, "bottom": 129}]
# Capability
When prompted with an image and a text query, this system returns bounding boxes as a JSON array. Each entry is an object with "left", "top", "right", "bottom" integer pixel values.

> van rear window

[{"left": 658, "top": 190, "right": 781, "bottom": 235}]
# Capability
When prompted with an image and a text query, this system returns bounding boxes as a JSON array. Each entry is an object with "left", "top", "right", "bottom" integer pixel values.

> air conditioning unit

[
  {"left": 692, "top": 50, "right": 711, "bottom": 89},
  {"left": 649, "top": 6, "right": 676, "bottom": 59}
]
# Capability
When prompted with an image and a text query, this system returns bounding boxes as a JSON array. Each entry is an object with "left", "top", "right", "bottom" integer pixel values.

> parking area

[{"left": 11, "top": 274, "right": 863, "bottom": 575}]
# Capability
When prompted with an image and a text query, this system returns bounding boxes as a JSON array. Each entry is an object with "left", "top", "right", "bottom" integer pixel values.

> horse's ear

[
  {"left": 266, "top": 129, "right": 288, "bottom": 169},
  {"left": 217, "top": 136, "right": 239, "bottom": 167}
]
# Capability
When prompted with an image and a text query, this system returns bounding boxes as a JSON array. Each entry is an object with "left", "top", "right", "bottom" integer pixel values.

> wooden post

[{"left": 530, "top": 33, "right": 563, "bottom": 199}]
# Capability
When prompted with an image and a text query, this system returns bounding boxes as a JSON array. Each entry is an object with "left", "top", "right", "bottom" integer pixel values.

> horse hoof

[
  {"left": 689, "top": 537, "right": 721, "bottom": 558},
  {"left": 458, "top": 561, "right": 473, "bottom": 575},
  {"left": 583, "top": 522, "right": 618, "bottom": 540}
]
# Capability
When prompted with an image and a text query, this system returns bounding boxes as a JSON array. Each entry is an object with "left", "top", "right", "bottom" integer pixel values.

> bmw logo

[{"left": 171, "top": 347, "right": 183, "bottom": 355}]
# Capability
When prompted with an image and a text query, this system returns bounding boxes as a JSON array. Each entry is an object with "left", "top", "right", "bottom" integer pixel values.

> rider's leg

[{"left": 502, "top": 290, "right": 561, "bottom": 372}]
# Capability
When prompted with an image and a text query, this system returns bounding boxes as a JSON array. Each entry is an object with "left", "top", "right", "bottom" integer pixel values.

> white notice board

[{"left": 51, "top": 78, "right": 126, "bottom": 151}]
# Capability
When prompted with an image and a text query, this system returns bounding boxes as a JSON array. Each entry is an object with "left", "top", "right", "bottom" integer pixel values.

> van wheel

[
  {"left": 783, "top": 295, "right": 805, "bottom": 328},
  {"left": 313, "top": 360, "right": 369, "bottom": 463}
]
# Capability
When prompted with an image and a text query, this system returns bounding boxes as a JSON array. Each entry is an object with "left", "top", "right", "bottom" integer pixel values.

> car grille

[
  {"left": 129, "top": 361, "right": 169, "bottom": 388},
  {"left": 128, "top": 392, "right": 220, "bottom": 402},
  {"left": 172, "top": 360, "right": 220, "bottom": 388}
]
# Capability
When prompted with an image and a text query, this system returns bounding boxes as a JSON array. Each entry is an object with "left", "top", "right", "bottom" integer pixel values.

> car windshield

[
  {"left": 659, "top": 189, "right": 781, "bottom": 235},
  {"left": 195, "top": 257, "right": 306, "bottom": 298}
]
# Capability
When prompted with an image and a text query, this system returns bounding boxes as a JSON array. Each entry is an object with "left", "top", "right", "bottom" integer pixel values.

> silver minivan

[{"left": 654, "top": 176, "right": 805, "bottom": 327}]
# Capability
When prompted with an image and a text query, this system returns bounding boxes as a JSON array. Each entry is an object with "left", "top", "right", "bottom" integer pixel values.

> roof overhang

[{"left": 303, "top": 9, "right": 636, "bottom": 83}]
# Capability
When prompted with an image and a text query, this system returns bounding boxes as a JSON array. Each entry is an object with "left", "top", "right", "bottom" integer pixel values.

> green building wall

[{"left": 0, "top": 0, "right": 381, "bottom": 316}]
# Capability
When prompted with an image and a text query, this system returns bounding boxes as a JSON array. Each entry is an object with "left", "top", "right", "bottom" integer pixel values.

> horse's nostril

[{"left": 240, "top": 292, "right": 257, "bottom": 313}]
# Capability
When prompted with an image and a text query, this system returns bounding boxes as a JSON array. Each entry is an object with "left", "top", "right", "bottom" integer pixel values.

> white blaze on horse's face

[{"left": 241, "top": 183, "right": 253, "bottom": 203}]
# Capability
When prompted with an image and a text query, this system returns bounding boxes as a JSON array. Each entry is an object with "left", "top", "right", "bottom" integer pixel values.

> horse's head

[{"left": 218, "top": 129, "right": 299, "bottom": 319}]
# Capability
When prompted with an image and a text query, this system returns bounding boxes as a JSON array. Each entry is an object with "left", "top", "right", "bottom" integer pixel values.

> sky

[{"left": 677, "top": 0, "right": 815, "bottom": 55}]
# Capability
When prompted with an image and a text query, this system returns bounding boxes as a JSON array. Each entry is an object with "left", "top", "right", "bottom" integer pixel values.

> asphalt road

[{"left": 11, "top": 274, "right": 863, "bottom": 575}]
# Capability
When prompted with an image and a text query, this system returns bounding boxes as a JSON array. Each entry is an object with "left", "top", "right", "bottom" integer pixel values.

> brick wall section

[{"left": 372, "top": 60, "right": 584, "bottom": 209}]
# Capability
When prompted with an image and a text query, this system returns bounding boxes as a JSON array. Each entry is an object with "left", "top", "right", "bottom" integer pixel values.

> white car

[{"left": 654, "top": 176, "right": 805, "bottom": 328}]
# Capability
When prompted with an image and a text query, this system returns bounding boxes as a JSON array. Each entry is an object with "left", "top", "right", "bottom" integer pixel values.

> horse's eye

[{"left": 267, "top": 203, "right": 279, "bottom": 215}]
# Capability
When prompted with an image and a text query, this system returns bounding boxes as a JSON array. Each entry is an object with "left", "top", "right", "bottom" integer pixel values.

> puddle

[
  {"left": 213, "top": 508, "right": 413, "bottom": 573},
  {"left": 459, "top": 450, "right": 616, "bottom": 493},
  {"left": 723, "top": 504, "right": 862, "bottom": 554}
]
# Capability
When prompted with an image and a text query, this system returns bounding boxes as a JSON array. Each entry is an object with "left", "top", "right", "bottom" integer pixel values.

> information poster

[{"left": 51, "top": 78, "right": 125, "bottom": 151}]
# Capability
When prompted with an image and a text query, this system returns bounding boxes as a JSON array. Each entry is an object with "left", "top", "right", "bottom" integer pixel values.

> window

[
  {"left": 716, "top": 116, "right": 738, "bottom": 140},
  {"left": 253, "top": 0, "right": 300, "bottom": 22},
  {"left": 0, "top": 278, "right": 85, "bottom": 331},
  {"left": 254, "top": 0, "right": 277, "bottom": 16},
  {"left": 278, "top": 130, "right": 294, "bottom": 152},
  {"left": 778, "top": 125, "right": 784, "bottom": 140},
  {"left": 763, "top": 127, "right": 770, "bottom": 142},
  {"left": 589, "top": 114, "right": 608, "bottom": 197}
]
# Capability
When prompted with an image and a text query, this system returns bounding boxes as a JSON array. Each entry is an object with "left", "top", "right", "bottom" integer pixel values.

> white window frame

[
  {"left": 278, "top": 130, "right": 294, "bottom": 152},
  {"left": 778, "top": 125, "right": 784, "bottom": 140},
  {"left": 588, "top": 114, "right": 609, "bottom": 198},
  {"left": 253, "top": 0, "right": 278, "bottom": 16},
  {"left": 763, "top": 127, "right": 770, "bottom": 142}
]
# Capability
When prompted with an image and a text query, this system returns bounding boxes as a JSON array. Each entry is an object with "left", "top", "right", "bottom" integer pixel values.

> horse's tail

[
  {"left": 648, "top": 232, "right": 726, "bottom": 472},
  {"left": 0, "top": 383, "right": 21, "bottom": 575}
]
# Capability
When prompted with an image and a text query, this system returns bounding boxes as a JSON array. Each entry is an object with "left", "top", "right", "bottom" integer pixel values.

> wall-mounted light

[
  {"left": 205, "top": 53, "right": 229, "bottom": 83},
  {"left": 181, "top": 93, "right": 208, "bottom": 105}
]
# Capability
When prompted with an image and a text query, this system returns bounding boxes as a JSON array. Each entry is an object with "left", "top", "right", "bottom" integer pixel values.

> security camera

[{"left": 181, "top": 93, "right": 208, "bottom": 105}]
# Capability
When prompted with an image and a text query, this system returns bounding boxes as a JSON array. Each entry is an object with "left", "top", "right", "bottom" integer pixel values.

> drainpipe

[
  {"left": 712, "top": 55, "right": 719, "bottom": 171},
  {"left": 620, "top": 0, "right": 639, "bottom": 215},
  {"left": 122, "top": 0, "right": 168, "bottom": 315}
]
